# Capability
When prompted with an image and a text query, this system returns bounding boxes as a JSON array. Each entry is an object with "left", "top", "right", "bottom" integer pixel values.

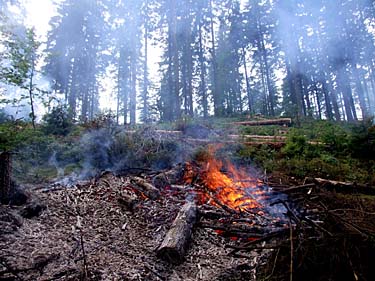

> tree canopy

[{"left": 1, "top": 0, "right": 375, "bottom": 123}]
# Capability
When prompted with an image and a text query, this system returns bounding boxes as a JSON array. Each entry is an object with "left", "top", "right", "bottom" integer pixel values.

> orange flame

[{"left": 199, "top": 145, "right": 263, "bottom": 211}]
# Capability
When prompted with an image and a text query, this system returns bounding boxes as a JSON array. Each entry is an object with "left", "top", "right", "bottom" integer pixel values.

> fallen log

[
  {"left": 272, "top": 183, "right": 315, "bottom": 193},
  {"left": 182, "top": 138, "right": 287, "bottom": 148},
  {"left": 156, "top": 202, "right": 197, "bottom": 264},
  {"left": 231, "top": 118, "right": 292, "bottom": 127},
  {"left": 130, "top": 177, "right": 160, "bottom": 200},
  {"left": 229, "top": 134, "right": 287, "bottom": 141},
  {"left": 310, "top": 177, "right": 375, "bottom": 195}
]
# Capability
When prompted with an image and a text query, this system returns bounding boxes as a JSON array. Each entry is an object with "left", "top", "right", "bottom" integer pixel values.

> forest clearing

[{"left": 1, "top": 117, "right": 375, "bottom": 280}]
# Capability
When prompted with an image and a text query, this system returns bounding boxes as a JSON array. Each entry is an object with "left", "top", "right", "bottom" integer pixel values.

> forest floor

[{"left": 1, "top": 169, "right": 375, "bottom": 281}]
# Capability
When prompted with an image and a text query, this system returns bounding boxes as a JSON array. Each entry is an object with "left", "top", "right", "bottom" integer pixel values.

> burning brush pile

[
  {"left": 0, "top": 145, "right": 296, "bottom": 280},
  {"left": 1, "top": 144, "right": 374, "bottom": 280}
]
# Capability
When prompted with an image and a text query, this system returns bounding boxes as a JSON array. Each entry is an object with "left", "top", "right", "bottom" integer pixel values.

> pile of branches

[{"left": 241, "top": 178, "right": 375, "bottom": 281}]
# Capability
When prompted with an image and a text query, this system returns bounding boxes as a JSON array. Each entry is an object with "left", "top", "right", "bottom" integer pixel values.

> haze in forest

[{"left": 1, "top": 0, "right": 375, "bottom": 124}]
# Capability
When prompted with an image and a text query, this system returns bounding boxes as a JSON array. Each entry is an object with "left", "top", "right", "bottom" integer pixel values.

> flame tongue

[{"left": 200, "top": 154, "right": 262, "bottom": 211}]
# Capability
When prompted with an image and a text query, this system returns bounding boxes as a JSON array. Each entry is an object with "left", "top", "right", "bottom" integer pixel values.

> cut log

[
  {"left": 183, "top": 138, "right": 287, "bottom": 148},
  {"left": 156, "top": 202, "right": 197, "bottom": 264},
  {"left": 130, "top": 177, "right": 160, "bottom": 200},
  {"left": 242, "top": 141, "right": 286, "bottom": 148},
  {"left": 229, "top": 134, "right": 287, "bottom": 141},
  {"left": 231, "top": 118, "right": 292, "bottom": 126}
]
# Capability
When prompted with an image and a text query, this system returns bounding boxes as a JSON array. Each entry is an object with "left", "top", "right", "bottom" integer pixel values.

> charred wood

[
  {"left": 199, "top": 222, "right": 267, "bottom": 238},
  {"left": 117, "top": 194, "right": 138, "bottom": 212},
  {"left": 198, "top": 208, "right": 230, "bottom": 220},
  {"left": 228, "top": 229, "right": 289, "bottom": 254},
  {"left": 19, "top": 200, "right": 46, "bottom": 219},
  {"left": 130, "top": 177, "right": 160, "bottom": 200}
]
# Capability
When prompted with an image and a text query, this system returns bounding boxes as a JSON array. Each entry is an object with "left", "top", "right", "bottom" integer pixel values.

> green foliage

[
  {"left": 236, "top": 144, "right": 277, "bottom": 171},
  {"left": 0, "top": 121, "right": 37, "bottom": 152},
  {"left": 282, "top": 130, "right": 308, "bottom": 158},
  {"left": 347, "top": 118, "right": 375, "bottom": 159},
  {"left": 42, "top": 106, "right": 73, "bottom": 136},
  {"left": 235, "top": 119, "right": 375, "bottom": 184}
]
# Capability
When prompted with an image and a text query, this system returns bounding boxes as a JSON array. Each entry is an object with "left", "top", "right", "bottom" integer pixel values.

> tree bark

[{"left": 156, "top": 202, "right": 197, "bottom": 264}]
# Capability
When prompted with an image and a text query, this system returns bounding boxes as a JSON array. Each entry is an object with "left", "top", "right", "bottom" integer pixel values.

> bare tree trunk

[
  {"left": 170, "top": 0, "right": 180, "bottom": 120},
  {"left": 198, "top": 17, "right": 208, "bottom": 118},
  {"left": 29, "top": 57, "right": 36, "bottom": 129},
  {"left": 142, "top": 0, "right": 149, "bottom": 123},
  {"left": 321, "top": 76, "right": 333, "bottom": 120},
  {"left": 242, "top": 47, "right": 252, "bottom": 114},
  {"left": 209, "top": 0, "right": 220, "bottom": 116},
  {"left": 130, "top": 52, "right": 137, "bottom": 125},
  {"left": 353, "top": 66, "right": 368, "bottom": 119},
  {"left": 0, "top": 152, "right": 12, "bottom": 204}
]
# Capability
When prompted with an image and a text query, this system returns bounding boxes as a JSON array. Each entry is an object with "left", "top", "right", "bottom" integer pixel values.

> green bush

[
  {"left": 347, "top": 118, "right": 375, "bottom": 159},
  {"left": 42, "top": 106, "right": 74, "bottom": 136}
]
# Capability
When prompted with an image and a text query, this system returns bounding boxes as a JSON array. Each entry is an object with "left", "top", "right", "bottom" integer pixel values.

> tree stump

[{"left": 0, "top": 152, "right": 12, "bottom": 204}]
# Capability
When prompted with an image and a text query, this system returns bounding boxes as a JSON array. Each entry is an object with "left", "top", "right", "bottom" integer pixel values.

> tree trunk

[
  {"left": 259, "top": 31, "right": 275, "bottom": 116},
  {"left": 142, "top": 1, "right": 149, "bottom": 123},
  {"left": 129, "top": 28, "right": 137, "bottom": 126},
  {"left": 353, "top": 66, "right": 368, "bottom": 119},
  {"left": 0, "top": 152, "right": 12, "bottom": 204},
  {"left": 338, "top": 68, "right": 356, "bottom": 122},
  {"left": 321, "top": 76, "right": 333, "bottom": 120},
  {"left": 171, "top": 0, "right": 180, "bottom": 120},
  {"left": 29, "top": 57, "right": 36, "bottom": 129},
  {"left": 68, "top": 61, "right": 78, "bottom": 119},
  {"left": 210, "top": 0, "right": 220, "bottom": 116},
  {"left": 198, "top": 17, "right": 208, "bottom": 118},
  {"left": 242, "top": 47, "right": 252, "bottom": 114}
]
